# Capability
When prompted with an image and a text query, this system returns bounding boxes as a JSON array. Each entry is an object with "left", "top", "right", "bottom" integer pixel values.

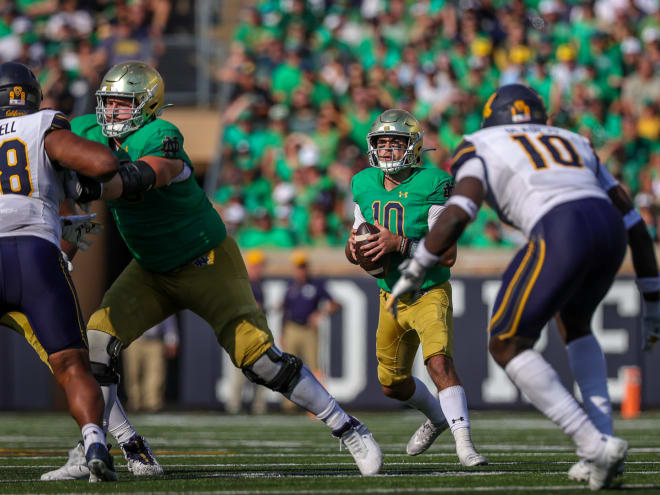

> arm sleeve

[
  {"left": 428, "top": 204, "right": 446, "bottom": 230},
  {"left": 455, "top": 157, "right": 487, "bottom": 186},
  {"left": 352, "top": 203, "right": 366, "bottom": 229}
]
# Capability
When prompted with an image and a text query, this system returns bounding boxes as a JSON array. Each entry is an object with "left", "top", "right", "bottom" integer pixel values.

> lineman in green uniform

[
  {"left": 346, "top": 109, "right": 486, "bottom": 466},
  {"left": 41, "top": 60, "right": 382, "bottom": 480}
]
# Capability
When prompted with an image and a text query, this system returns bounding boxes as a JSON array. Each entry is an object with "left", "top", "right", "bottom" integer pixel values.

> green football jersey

[
  {"left": 71, "top": 114, "right": 226, "bottom": 272},
  {"left": 351, "top": 166, "right": 454, "bottom": 292}
]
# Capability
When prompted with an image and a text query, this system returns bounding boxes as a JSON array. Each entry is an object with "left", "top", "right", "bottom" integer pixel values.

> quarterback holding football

[{"left": 346, "top": 109, "right": 486, "bottom": 466}]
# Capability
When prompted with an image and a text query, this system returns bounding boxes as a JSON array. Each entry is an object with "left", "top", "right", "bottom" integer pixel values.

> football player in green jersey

[
  {"left": 346, "top": 109, "right": 486, "bottom": 466},
  {"left": 40, "top": 61, "right": 382, "bottom": 480}
]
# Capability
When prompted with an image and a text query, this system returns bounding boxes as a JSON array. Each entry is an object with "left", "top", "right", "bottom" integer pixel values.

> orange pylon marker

[{"left": 621, "top": 366, "right": 642, "bottom": 419}]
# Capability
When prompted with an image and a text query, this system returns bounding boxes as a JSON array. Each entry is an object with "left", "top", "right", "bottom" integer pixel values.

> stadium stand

[{"left": 213, "top": 0, "right": 660, "bottom": 248}]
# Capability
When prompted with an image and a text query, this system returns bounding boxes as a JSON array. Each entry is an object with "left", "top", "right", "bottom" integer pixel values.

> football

[{"left": 354, "top": 222, "right": 392, "bottom": 279}]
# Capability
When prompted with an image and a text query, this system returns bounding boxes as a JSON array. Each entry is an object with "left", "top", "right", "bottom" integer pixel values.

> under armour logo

[
  {"left": 451, "top": 417, "right": 465, "bottom": 424},
  {"left": 399, "top": 191, "right": 408, "bottom": 198}
]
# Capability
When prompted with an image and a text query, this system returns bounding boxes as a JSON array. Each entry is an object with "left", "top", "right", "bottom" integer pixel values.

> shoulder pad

[
  {"left": 450, "top": 139, "right": 477, "bottom": 176},
  {"left": 49, "top": 113, "right": 70, "bottom": 132}
]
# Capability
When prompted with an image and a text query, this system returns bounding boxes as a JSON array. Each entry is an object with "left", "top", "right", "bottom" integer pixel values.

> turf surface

[{"left": 0, "top": 410, "right": 658, "bottom": 494}]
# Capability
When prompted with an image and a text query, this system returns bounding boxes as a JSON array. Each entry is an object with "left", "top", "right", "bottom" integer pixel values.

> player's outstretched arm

[
  {"left": 425, "top": 177, "right": 484, "bottom": 255},
  {"left": 45, "top": 129, "right": 118, "bottom": 181},
  {"left": 607, "top": 184, "right": 660, "bottom": 350},
  {"left": 386, "top": 177, "right": 483, "bottom": 311},
  {"left": 100, "top": 155, "right": 185, "bottom": 200}
]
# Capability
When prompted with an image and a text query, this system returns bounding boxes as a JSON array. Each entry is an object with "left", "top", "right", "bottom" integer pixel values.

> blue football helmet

[
  {"left": 481, "top": 84, "right": 547, "bottom": 128},
  {"left": 0, "top": 62, "right": 42, "bottom": 118}
]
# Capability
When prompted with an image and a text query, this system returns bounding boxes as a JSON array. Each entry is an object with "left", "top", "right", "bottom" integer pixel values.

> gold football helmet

[
  {"left": 95, "top": 61, "right": 165, "bottom": 138},
  {"left": 367, "top": 109, "right": 424, "bottom": 174}
]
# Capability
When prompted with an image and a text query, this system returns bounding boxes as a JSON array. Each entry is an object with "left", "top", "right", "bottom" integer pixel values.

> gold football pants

[
  {"left": 376, "top": 281, "right": 453, "bottom": 387},
  {"left": 89, "top": 235, "right": 273, "bottom": 368}
]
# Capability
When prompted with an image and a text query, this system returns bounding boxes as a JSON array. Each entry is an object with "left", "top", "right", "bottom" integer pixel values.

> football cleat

[
  {"left": 568, "top": 459, "right": 591, "bottom": 482},
  {"left": 568, "top": 458, "right": 625, "bottom": 483},
  {"left": 40, "top": 441, "right": 90, "bottom": 480},
  {"left": 333, "top": 416, "right": 382, "bottom": 476},
  {"left": 120, "top": 434, "right": 163, "bottom": 475},
  {"left": 407, "top": 419, "right": 449, "bottom": 456},
  {"left": 86, "top": 442, "right": 118, "bottom": 482},
  {"left": 586, "top": 436, "right": 628, "bottom": 491}
]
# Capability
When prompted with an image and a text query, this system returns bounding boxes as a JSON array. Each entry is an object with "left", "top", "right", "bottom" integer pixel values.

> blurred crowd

[
  {"left": 215, "top": 0, "right": 660, "bottom": 249},
  {"left": 0, "top": 0, "right": 172, "bottom": 115},
  {"left": 6, "top": 0, "right": 660, "bottom": 250}
]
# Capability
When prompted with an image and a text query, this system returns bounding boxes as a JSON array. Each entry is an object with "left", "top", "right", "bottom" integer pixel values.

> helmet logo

[
  {"left": 511, "top": 100, "right": 531, "bottom": 122},
  {"left": 9, "top": 86, "right": 25, "bottom": 105},
  {"left": 483, "top": 92, "right": 496, "bottom": 118}
]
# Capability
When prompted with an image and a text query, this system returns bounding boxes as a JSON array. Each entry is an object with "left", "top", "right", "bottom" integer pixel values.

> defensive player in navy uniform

[
  {"left": 388, "top": 84, "right": 660, "bottom": 490},
  {"left": 347, "top": 109, "right": 486, "bottom": 466},
  {"left": 39, "top": 60, "right": 382, "bottom": 480},
  {"left": 0, "top": 62, "right": 119, "bottom": 481}
]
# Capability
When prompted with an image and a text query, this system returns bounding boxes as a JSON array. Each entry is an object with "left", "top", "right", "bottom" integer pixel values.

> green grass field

[{"left": 0, "top": 410, "right": 658, "bottom": 494}]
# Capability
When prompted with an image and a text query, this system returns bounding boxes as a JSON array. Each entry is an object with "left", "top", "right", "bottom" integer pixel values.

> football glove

[
  {"left": 641, "top": 299, "right": 660, "bottom": 351},
  {"left": 385, "top": 258, "right": 427, "bottom": 315},
  {"left": 62, "top": 170, "right": 103, "bottom": 205},
  {"left": 61, "top": 214, "right": 103, "bottom": 251}
]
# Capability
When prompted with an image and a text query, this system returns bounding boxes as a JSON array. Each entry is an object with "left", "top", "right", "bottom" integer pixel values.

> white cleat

[
  {"left": 120, "top": 434, "right": 163, "bottom": 476},
  {"left": 41, "top": 441, "right": 90, "bottom": 480},
  {"left": 334, "top": 417, "right": 383, "bottom": 476},
  {"left": 587, "top": 435, "right": 628, "bottom": 491},
  {"left": 567, "top": 459, "right": 591, "bottom": 482},
  {"left": 568, "top": 458, "right": 625, "bottom": 483},
  {"left": 407, "top": 419, "right": 449, "bottom": 456}
]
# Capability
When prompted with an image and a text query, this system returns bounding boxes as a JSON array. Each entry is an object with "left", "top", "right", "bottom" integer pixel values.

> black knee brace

[
  {"left": 242, "top": 347, "right": 303, "bottom": 395},
  {"left": 90, "top": 337, "right": 123, "bottom": 386}
]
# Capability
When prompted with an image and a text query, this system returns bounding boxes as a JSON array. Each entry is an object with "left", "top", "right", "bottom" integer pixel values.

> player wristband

[
  {"left": 399, "top": 237, "right": 410, "bottom": 255},
  {"left": 636, "top": 277, "right": 660, "bottom": 294},
  {"left": 413, "top": 238, "right": 440, "bottom": 268},
  {"left": 77, "top": 175, "right": 103, "bottom": 202},
  {"left": 446, "top": 195, "right": 478, "bottom": 220},
  {"left": 623, "top": 209, "right": 643, "bottom": 230}
]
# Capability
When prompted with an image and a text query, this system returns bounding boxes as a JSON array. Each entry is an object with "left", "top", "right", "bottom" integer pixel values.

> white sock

[
  {"left": 288, "top": 366, "right": 350, "bottom": 427},
  {"left": 81, "top": 423, "right": 106, "bottom": 454},
  {"left": 103, "top": 384, "right": 137, "bottom": 445},
  {"left": 316, "top": 397, "right": 351, "bottom": 432},
  {"left": 438, "top": 385, "right": 470, "bottom": 433},
  {"left": 505, "top": 350, "right": 603, "bottom": 459},
  {"left": 406, "top": 377, "right": 446, "bottom": 425},
  {"left": 567, "top": 335, "right": 613, "bottom": 435}
]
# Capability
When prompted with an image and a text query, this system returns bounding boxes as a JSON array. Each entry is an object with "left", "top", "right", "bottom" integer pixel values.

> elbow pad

[{"left": 118, "top": 160, "right": 156, "bottom": 199}]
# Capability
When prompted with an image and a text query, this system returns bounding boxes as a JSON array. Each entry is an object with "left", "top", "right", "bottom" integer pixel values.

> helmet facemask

[
  {"left": 367, "top": 131, "right": 423, "bottom": 175},
  {"left": 95, "top": 84, "right": 159, "bottom": 138},
  {"left": 95, "top": 61, "right": 165, "bottom": 138}
]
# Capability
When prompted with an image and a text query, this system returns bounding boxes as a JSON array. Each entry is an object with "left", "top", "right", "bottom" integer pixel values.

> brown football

[{"left": 355, "top": 222, "right": 392, "bottom": 279}]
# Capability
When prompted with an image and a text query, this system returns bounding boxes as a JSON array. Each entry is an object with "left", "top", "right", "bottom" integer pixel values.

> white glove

[
  {"left": 385, "top": 258, "right": 427, "bottom": 315},
  {"left": 60, "top": 214, "right": 103, "bottom": 251},
  {"left": 641, "top": 299, "right": 660, "bottom": 351}
]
